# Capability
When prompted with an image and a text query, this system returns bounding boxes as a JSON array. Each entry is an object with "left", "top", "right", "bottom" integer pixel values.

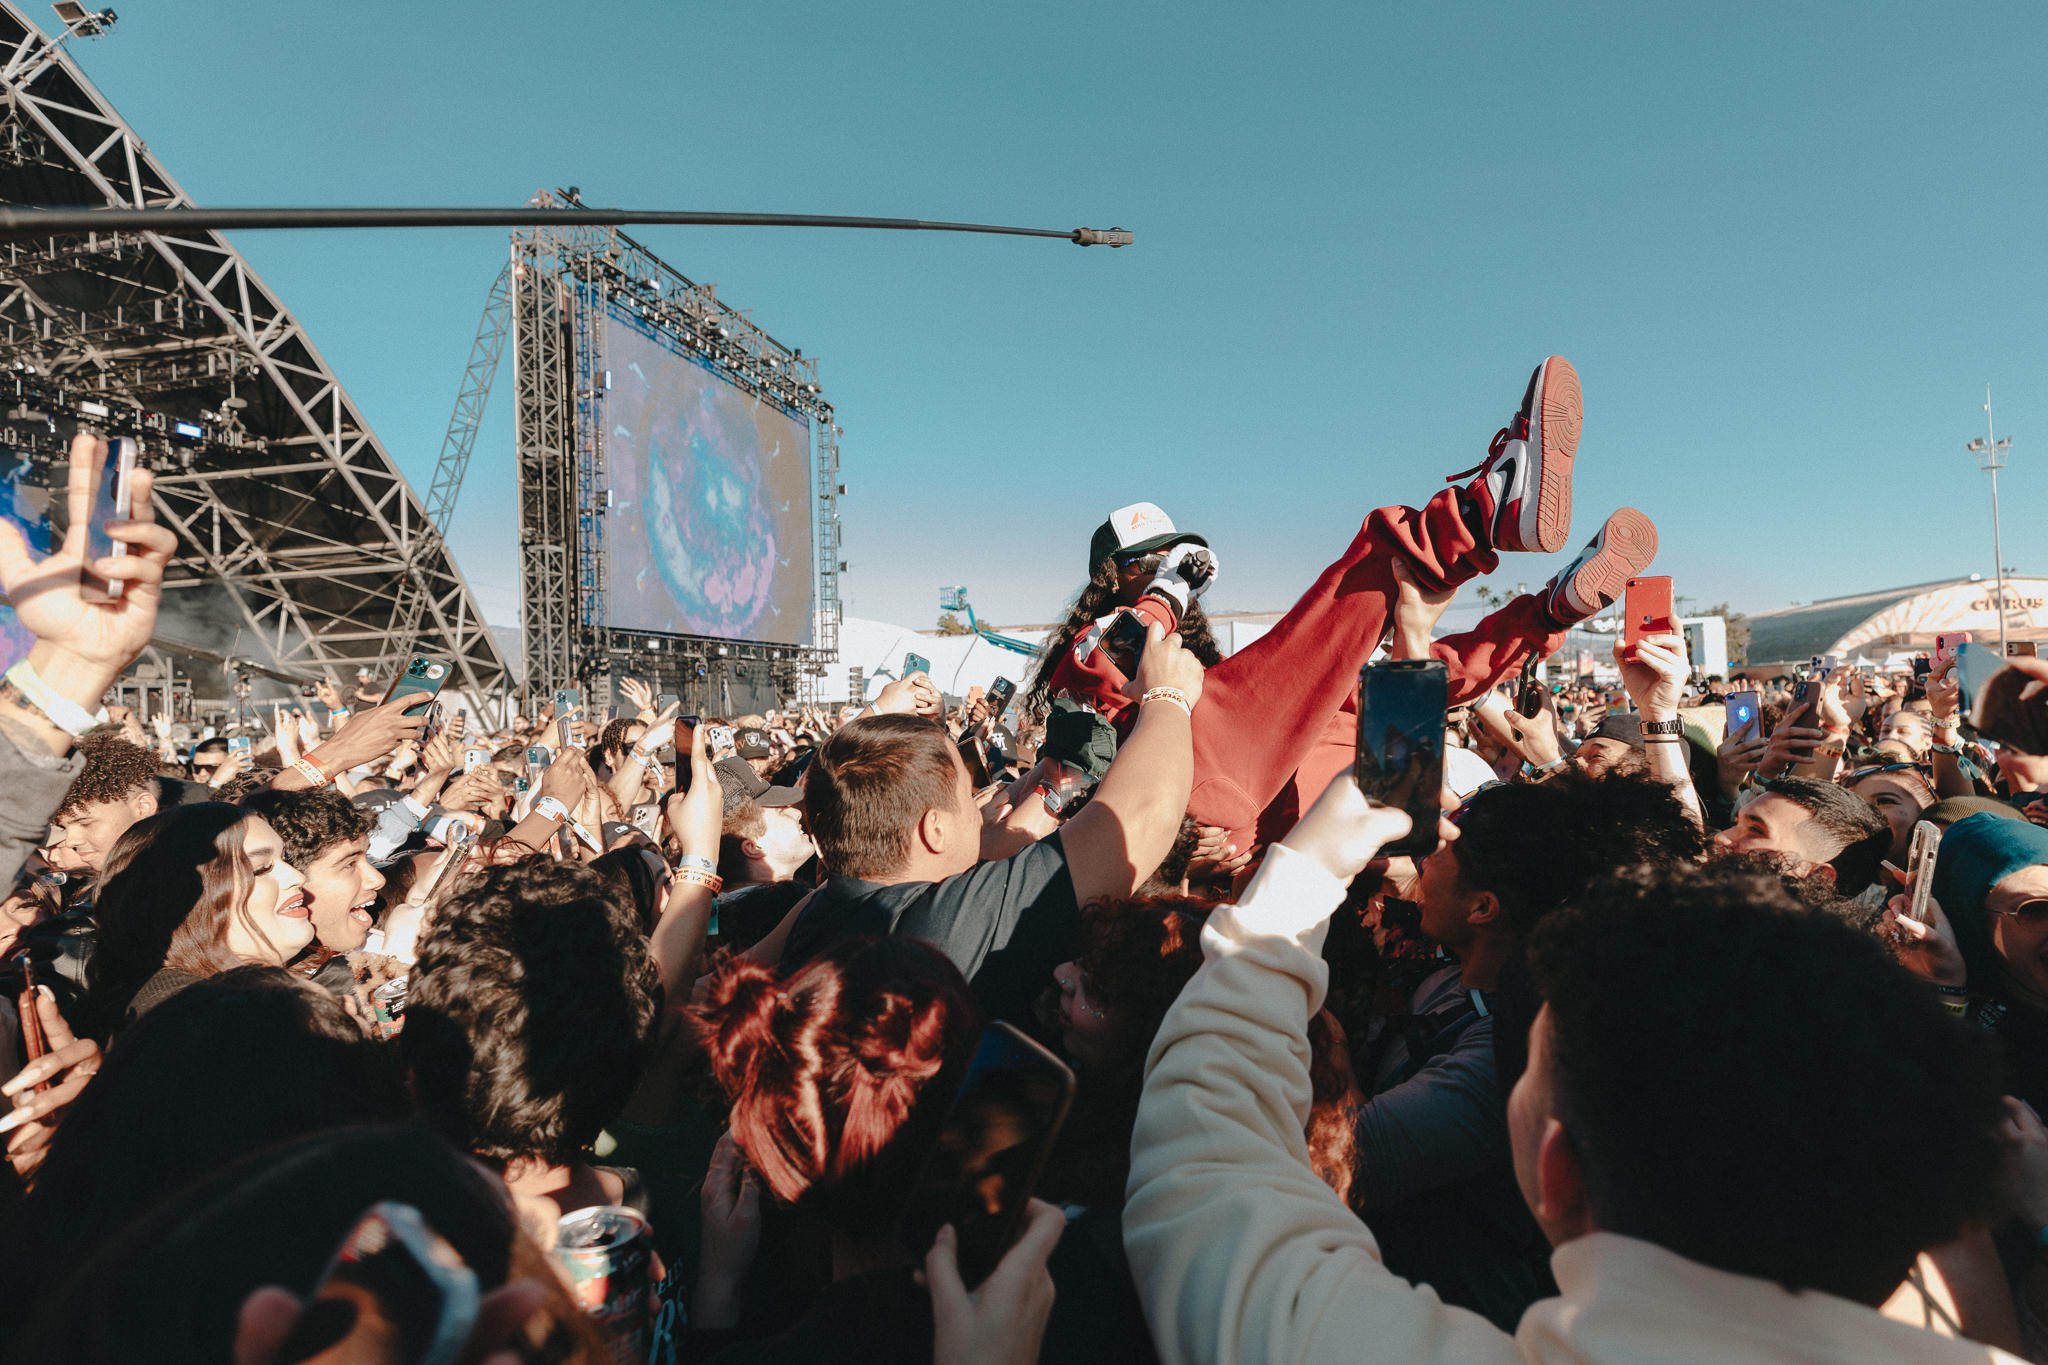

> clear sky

[{"left": 40, "top": 0, "right": 2048, "bottom": 637}]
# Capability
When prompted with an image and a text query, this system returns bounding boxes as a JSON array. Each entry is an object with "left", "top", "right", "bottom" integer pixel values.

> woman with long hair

[{"left": 83, "top": 802, "right": 311, "bottom": 1039}]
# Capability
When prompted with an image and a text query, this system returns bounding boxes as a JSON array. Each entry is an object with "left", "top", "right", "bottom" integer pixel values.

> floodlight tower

[{"left": 1967, "top": 384, "right": 2016, "bottom": 654}]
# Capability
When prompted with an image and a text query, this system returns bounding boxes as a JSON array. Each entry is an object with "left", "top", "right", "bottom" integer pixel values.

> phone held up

[
  {"left": 902, "top": 653, "right": 931, "bottom": 679},
  {"left": 987, "top": 676, "right": 1017, "bottom": 718},
  {"left": 1621, "top": 576, "right": 1673, "bottom": 656},
  {"left": 77, "top": 435, "right": 138, "bottom": 604},
  {"left": 385, "top": 656, "right": 453, "bottom": 719},
  {"left": 1905, "top": 821, "right": 1942, "bottom": 926},
  {"left": 897, "top": 1022, "right": 1075, "bottom": 1290},
  {"left": 1724, "top": 689, "right": 1762, "bottom": 744},
  {"left": 1096, "top": 610, "right": 1151, "bottom": 682},
  {"left": 1354, "top": 659, "right": 1448, "bottom": 860}
]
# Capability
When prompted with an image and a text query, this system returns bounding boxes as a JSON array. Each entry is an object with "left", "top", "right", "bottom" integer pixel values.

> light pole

[{"left": 1967, "top": 385, "right": 2015, "bottom": 655}]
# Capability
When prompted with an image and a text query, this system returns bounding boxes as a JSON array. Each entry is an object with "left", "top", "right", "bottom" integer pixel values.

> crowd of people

[{"left": 4, "top": 357, "right": 2048, "bottom": 1365}]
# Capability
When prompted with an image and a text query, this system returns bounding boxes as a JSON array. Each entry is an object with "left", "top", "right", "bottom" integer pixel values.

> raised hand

[{"left": 2, "top": 985, "right": 101, "bottom": 1179}]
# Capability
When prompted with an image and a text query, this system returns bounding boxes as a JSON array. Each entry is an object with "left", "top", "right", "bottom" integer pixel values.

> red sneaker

[
  {"left": 1451, "top": 356, "right": 1581, "bottom": 554},
  {"left": 1544, "top": 507, "right": 1658, "bottom": 625}
]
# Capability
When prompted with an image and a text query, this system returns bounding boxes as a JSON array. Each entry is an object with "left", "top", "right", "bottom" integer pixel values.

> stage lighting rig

[{"left": 49, "top": 2, "right": 114, "bottom": 37}]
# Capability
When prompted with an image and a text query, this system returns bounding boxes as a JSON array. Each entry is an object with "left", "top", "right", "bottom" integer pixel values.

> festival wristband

[
  {"left": 677, "top": 853, "right": 717, "bottom": 876},
  {"left": 533, "top": 796, "right": 569, "bottom": 824},
  {"left": 292, "top": 756, "right": 332, "bottom": 788},
  {"left": 675, "top": 867, "right": 722, "bottom": 892},
  {"left": 3, "top": 660, "right": 108, "bottom": 738},
  {"left": 1140, "top": 686, "right": 1194, "bottom": 719}
]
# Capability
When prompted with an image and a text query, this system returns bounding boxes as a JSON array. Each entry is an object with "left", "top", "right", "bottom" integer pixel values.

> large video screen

[{"left": 602, "top": 302, "right": 815, "bottom": 646}]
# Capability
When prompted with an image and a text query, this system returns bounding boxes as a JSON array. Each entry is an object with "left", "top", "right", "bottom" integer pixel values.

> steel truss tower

[
  {"left": 511, "top": 190, "right": 842, "bottom": 707},
  {"left": 0, "top": 4, "right": 509, "bottom": 709}
]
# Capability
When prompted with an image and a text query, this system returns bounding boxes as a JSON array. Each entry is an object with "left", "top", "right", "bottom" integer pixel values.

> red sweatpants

[{"left": 1187, "top": 486, "right": 1568, "bottom": 849}]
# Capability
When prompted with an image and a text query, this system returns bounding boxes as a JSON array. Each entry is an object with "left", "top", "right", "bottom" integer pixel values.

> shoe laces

[{"left": 1445, "top": 416, "right": 1530, "bottom": 484}]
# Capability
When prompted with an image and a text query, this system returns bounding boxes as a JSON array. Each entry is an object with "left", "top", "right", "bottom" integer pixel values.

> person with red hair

[{"left": 686, "top": 934, "right": 1067, "bottom": 1365}]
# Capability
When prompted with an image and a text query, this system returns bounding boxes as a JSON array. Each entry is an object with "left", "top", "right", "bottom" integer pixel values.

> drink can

[{"left": 555, "top": 1204, "right": 652, "bottom": 1364}]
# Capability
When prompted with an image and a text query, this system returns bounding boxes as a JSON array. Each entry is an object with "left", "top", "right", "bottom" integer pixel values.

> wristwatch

[{"left": 1642, "top": 718, "right": 1685, "bottom": 736}]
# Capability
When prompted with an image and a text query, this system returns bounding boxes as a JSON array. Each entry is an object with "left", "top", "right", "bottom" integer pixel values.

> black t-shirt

[{"left": 781, "top": 833, "right": 1079, "bottom": 1025}]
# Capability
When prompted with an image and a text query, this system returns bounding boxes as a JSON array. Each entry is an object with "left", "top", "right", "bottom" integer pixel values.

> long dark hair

[
  {"left": 1022, "top": 555, "right": 1224, "bottom": 719},
  {"left": 82, "top": 803, "right": 264, "bottom": 1040},
  {"left": 0, "top": 967, "right": 408, "bottom": 1350}
]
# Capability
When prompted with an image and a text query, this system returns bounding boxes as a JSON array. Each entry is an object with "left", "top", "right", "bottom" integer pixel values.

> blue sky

[{"left": 42, "top": 0, "right": 2048, "bottom": 636}]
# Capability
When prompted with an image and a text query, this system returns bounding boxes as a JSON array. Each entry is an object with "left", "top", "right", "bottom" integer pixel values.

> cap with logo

[
  {"left": 734, "top": 727, "right": 773, "bottom": 760},
  {"left": 1088, "top": 501, "right": 1207, "bottom": 572},
  {"left": 715, "top": 755, "right": 804, "bottom": 817}
]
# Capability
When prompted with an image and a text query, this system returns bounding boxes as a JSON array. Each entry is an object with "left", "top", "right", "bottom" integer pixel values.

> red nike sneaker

[
  {"left": 1545, "top": 507, "right": 1658, "bottom": 625},
  {"left": 1452, "top": 356, "right": 1582, "bottom": 554}
]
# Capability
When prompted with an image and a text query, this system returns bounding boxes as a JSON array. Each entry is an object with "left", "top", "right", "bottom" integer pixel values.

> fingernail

[{"left": 0, "top": 1106, "right": 28, "bottom": 1133}]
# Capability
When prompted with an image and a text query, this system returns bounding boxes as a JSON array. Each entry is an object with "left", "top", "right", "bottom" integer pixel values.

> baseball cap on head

[
  {"left": 734, "top": 727, "right": 773, "bottom": 760},
  {"left": 714, "top": 755, "right": 804, "bottom": 816},
  {"left": 1088, "top": 501, "right": 1207, "bottom": 572}
]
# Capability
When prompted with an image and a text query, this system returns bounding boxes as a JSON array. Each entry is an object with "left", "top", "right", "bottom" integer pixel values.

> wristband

[
  {"left": 1140, "top": 686, "right": 1194, "bottom": 719},
  {"left": 1933, "top": 982, "right": 1968, "bottom": 996},
  {"left": 629, "top": 745, "right": 656, "bottom": 768},
  {"left": 292, "top": 756, "right": 332, "bottom": 788},
  {"left": 1814, "top": 743, "right": 1845, "bottom": 758},
  {"left": 1641, "top": 718, "right": 1685, "bottom": 736},
  {"left": 677, "top": 853, "right": 717, "bottom": 875},
  {"left": 329, "top": 708, "right": 349, "bottom": 723},
  {"left": 675, "top": 867, "right": 723, "bottom": 893},
  {"left": 533, "top": 796, "right": 569, "bottom": 824},
  {"left": 4, "top": 660, "right": 109, "bottom": 738}
]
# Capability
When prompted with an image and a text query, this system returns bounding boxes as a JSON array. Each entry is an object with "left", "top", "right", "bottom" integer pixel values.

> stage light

[{"left": 173, "top": 419, "right": 203, "bottom": 439}]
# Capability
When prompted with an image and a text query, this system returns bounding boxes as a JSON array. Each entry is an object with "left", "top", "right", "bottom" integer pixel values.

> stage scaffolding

[
  {"left": 508, "top": 190, "right": 843, "bottom": 710},
  {"left": 0, "top": 2, "right": 511, "bottom": 717}
]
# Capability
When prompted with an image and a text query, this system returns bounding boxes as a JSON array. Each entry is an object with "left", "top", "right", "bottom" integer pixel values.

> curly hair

[
  {"left": 1021, "top": 555, "right": 1223, "bottom": 719},
  {"left": 236, "top": 787, "right": 370, "bottom": 869},
  {"left": 401, "top": 860, "right": 661, "bottom": 1169},
  {"left": 1525, "top": 864, "right": 2010, "bottom": 1303},
  {"left": 57, "top": 735, "right": 165, "bottom": 818},
  {"left": 596, "top": 717, "right": 644, "bottom": 767},
  {"left": 688, "top": 935, "right": 981, "bottom": 1231}
]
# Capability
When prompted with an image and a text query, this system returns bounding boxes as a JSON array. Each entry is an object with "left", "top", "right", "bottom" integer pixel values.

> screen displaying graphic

[{"left": 603, "top": 303, "right": 815, "bottom": 645}]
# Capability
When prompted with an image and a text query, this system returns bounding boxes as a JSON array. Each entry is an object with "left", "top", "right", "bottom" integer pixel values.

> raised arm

[{"left": 1058, "top": 623, "right": 1204, "bottom": 908}]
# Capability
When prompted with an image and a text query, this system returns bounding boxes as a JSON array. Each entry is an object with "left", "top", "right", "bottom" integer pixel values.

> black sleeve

[{"left": 897, "top": 833, "right": 1080, "bottom": 1025}]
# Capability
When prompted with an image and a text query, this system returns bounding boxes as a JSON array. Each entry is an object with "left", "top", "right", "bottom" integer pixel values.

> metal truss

[
  {"left": 512, "top": 189, "right": 842, "bottom": 706},
  {"left": 0, "top": 2, "right": 510, "bottom": 710}
]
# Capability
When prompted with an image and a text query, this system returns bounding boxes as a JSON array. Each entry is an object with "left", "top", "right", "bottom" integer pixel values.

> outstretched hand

[{"left": 917, "top": 1199, "right": 1066, "bottom": 1365}]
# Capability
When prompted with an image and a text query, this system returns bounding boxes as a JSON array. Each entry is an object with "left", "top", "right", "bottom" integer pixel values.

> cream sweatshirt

[{"left": 1123, "top": 843, "right": 2017, "bottom": 1365}]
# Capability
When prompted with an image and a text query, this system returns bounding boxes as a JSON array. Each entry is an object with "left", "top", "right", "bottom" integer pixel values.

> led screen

[{"left": 603, "top": 303, "right": 815, "bottom": 645}]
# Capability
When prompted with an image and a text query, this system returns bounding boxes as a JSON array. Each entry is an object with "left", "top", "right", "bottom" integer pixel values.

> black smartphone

[
  {"left": 386, "top": 656, "right": 452, "bottom": 719},
  {"left": 1354, "top": 659, "right": 1448, "bottom": 859},
  {"left": 897, "top": 1022, "right": 1075, "bottom": 1290},
  {"left": 673, "top": 715, "right": 700, "bottom": 793},
  {"left": 987, "top": 676, "right": 1016, "bottom": 717},
  {"left": 1514, "top": 655, "right": 1543, "bottom": 718},
  {"left": 273, "top": 1201, "right": 479, "bottom": 1365},
  {"left": 903, "top": 653, "right": 931, "bottom": 678},
  {"left": 1097, "top": 610, "right": 1150, "bottom": 681},
  {"left": 656, "top": 692, "right": 680, "bottom": 710}
]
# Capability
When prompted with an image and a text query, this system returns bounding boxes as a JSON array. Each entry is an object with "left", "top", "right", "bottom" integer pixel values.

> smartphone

[
  {"left": 525, "top": 744, "right": 552, "bottom": 769},
  {"left": 1354, "top": 659, "right": 1448, "bottom": 859},
  {"left": 227, "top": 734, "right": 252, "bottom": 760},
  {"left": 554, "top": 688, "right": 581, "bottom": 718},
  {"left": 2011, "top": 642, "right": 2040, "bottom": 659},
  {"left": 897, "top": 1022, "right": 1076, "bottom": 1290},
  {"left": 1096, "top": 609, "right": 1151, "bottom": 681},
  {"left": 987, "top": 677, "right": 1016, "bottom": 717},
  {"left": 1905, "top": 821, "right": 1942, "bottom": 926},
  {"left": 273, "top": 1202, "right": 479, "bottom": 1365},
  {"left": 673, "top": 716, "right": 699, "bottom": 794},
  {"left": 1725, "top": 689, "right": 1762, "bottom": 743},
  {"left": 656, "top": 692, "right": 679, "bottom": 710},
  {"left": 386, "top": 656, "right": 452, "bottom": 719},
  {"left": 902, "top": 653, "right": 931, "bottom": 679},
  {"left": 706, "top": 724, "right": 735, "bottom": 756},
  {"left": 557, "top": 716, "right": 584, "bottom": 750},
  {"left": 11, "top": 951, "right": 48, "bottom": 1092},
  {"left": 1959, "top": 643, "right": 2048, "bottom": 756},
  {"left": 77, "top": 436, "right": 137, "bottom": 603},
  {"left": 1514, "top": 655, "right": 1544, "bottom": 719},
  {"left": 1622, "top": 576, "right": 1674, "bottom": 654},
  {"left": 629, "top": 801, "right": 661, "bottom": 839},
  {"left": 462, "top": 747, "right": 488, "bottom": 773}
]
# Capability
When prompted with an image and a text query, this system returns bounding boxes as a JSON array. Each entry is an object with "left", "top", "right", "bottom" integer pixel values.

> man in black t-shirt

[{"left": 783, "top": 623, "right": 1207, "bottom": 1023}]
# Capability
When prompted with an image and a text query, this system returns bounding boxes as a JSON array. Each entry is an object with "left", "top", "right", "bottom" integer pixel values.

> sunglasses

[
  {"left": 1845, "top": 762, "right": 1933, "bottom": 783},
  {"left": 1447, "top": 780, "right": 1508, "bottom": 826},
  {"left": 1114, "top": 552, "right": 1163, "bottom": 573},
  {"left": 1992, "top": 900, "right": 2048, "bottom": 928}
]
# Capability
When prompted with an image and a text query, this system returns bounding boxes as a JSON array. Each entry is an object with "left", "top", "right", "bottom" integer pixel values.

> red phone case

[{"left": 1623, "top": 576, "right": 1674, "bottom": 653}]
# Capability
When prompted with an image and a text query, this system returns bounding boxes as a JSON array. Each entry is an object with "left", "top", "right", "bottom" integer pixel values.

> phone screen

[
  {"left": 275, "top": 1202, "right": 479, "bottom": 1365},
  {"left": 673, "top": 716, "right": 698, "bottom": 793},
  {"left": 897, "top": 1022, "right": 1075, "bottom": 1290},
  {"left": 1354, "top": 660, "right": 1448, "bottom": 859},
  {"left": 386, "top": 657, "right": 452, "bottom": 719},
  {"left": 1096, "top": 610, "right": 1150, "bottom": 681},
  {"left": 1725, "top": 690, "right": 1761, "bottom": 743}
]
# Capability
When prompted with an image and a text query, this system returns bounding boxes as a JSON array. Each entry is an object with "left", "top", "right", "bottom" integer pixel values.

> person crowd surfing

[{"left": 2, "top": 359, "right": 2046, "bottom": 1365}]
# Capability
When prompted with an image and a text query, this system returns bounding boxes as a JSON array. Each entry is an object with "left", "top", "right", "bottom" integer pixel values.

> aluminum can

[{"left": 555, "top": 1204, "right": 652, "bottom": 1364}]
